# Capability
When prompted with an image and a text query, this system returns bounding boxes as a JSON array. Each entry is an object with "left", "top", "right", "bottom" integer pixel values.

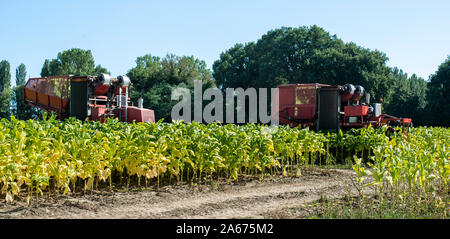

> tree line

[{"left": 0, "top": 25, "right": 448, "bottom": 126}]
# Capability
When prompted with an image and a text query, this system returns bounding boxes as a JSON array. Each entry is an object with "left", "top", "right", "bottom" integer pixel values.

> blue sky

[{"left": 1, "top": 0, "right": 449, "bottom": 85}]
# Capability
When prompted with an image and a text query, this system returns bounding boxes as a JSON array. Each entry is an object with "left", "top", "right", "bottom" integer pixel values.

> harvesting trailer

[
  {"left": 23, "top": 74, "right": 155, "bottom": 123},
  {"left": 277, "top": 83, "right": 412, "bottom": 131}
]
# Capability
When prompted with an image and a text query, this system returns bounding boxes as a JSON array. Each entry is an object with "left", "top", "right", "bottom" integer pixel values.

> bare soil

[{"left": 0, "top": 168, "right": 369, "bottom": 219}]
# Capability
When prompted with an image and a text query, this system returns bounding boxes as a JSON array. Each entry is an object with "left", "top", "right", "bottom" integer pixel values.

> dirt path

[{"left": 0, "top": 168, "right": 363, "bottom": 219}]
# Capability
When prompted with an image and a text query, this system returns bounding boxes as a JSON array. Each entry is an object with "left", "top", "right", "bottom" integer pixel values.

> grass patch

[{"left": 307, "top": 194, "right": 448, "bottom": 219}]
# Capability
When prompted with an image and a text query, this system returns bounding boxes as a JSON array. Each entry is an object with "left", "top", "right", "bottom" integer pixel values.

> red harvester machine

[
  {"left": 23, "top": 74, "right": 155, "bottom": 123},
  {"left": 278, "top": 83, "right": 412, "bottom": 131}
]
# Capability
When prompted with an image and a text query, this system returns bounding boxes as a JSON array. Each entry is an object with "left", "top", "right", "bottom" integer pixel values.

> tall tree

[
  {"left": 427, "top": 56, "right": 450, "bottom": 126},
  {"left": 0, "top": 60, "right": 12, "bottom": 118},
  {"left": 15, "top": 63, "right": 27, "bottom": 86},
  {"left": 12, "top": 64, "right": 38, "bottom": 119},
  {"left": 41, "top": 48, "right": 109, "bottom": 77},
  {"left": 127, "top": 54, "right": 214, "bottom": 121},
  {"left": 213, "top": 42, "right": 260, "bottom": 90},
  {"left": 384, "top": 68, "right": 428, "bottom": 124},
  {"left": 213, "top": 26, "right": 396, "bottom": 102}
]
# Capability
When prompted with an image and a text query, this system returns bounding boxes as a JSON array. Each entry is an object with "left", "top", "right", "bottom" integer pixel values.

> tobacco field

[{"left": 0, "top": 115, "right": 448, "bottom": 217}]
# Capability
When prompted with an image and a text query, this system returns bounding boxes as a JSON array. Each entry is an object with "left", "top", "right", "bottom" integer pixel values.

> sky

[{"left": 1, "top": 0, "right": 449, "bottom": 86}]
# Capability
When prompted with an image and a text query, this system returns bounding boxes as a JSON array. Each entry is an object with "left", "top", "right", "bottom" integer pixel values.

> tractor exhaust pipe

[
  {"left": 138, "top": 97, "right": 143, "bottom": 108},
  {"left": 365, "top": 93, "right": 370, "bottom": 104}
]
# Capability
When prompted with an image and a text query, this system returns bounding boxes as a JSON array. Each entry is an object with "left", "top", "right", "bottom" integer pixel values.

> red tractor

[
  {"left": 23, "top": 74, "right": 155, "bottom": 123},
  {"left": 277, "top": 83, "right": 412, "bottom": 131}
]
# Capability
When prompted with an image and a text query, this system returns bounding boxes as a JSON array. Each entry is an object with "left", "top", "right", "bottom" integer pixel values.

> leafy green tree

[
  {"left": 140, "top": 82, "right": 177, "bottom": 121},
  {"left": 127, "top": 55, "right": 163, "bottom": 91},
  {"left": 15, "top": 63, "right": 27, "bottom": 86},
  {"left": 213, "top": 26, "right": 396, "bottom": 104},
  {"left": 0, "top": 60, "right": 12, "bottom": 118},
  {"left": 12, "top": 64, "right": 39, "bottom": 119},
  {"left": 127, "top": 54, "right": 214, "bottom": 121},
  {"left": 41, "top": 48, "right": 109, "bottom": 77},
  {"left": 384, "top": 68, "right": 428, "bottom": 124},
  {"left": 212, "top": 43, "right": 260, "bottom": 89},
  {"left": 427, "top": 56, "right": 450, "bottom": 126},
  {"left": 94, "top": 64, "right": 110, "bottom": 75},
  {"left": 160, "top": 54, "right": 213, "bottom": 87}
]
